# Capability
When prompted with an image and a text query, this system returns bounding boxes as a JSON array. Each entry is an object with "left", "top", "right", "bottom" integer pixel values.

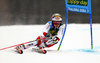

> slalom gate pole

[
  {"left": 57, "top": 0, "right": 68, "bottom": 50},
  {"left": 90, "top": 13, "right": 93, "bottom": 49}
]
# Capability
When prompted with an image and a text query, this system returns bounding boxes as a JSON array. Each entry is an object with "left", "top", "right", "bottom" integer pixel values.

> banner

[
  {"left": 66, "top": 0, "right": 91, "bottom": 14},
  {"left": 58, "top": 0, "right": 93, "bottom": 50}
]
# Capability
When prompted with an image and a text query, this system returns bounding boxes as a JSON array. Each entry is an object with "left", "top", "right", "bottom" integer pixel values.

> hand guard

[
  {"left": 46, "top": 37, "right": 59, "bottom": 45},
  {"left": 53, "top": 37, "right": 59, "bottom": 44}
]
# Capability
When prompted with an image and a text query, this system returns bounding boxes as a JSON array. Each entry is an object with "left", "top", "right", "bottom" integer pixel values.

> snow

[{"left": 0, "top": 24, "right": 100, "bottom": 63}]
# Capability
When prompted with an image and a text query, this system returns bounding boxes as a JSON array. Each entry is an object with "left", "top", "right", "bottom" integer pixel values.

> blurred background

[{"left": 0, "top": 0, "right": 100, "bottom": 25}]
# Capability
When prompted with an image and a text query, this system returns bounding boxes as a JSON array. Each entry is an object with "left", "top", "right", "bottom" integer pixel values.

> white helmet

[{"left": 52, "top": 13, "right": 62, "bottom": 21}]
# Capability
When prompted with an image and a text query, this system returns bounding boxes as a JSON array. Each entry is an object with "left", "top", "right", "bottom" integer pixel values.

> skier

[{"left": 15, "top": 13, "right": 65, "bottom": 54}]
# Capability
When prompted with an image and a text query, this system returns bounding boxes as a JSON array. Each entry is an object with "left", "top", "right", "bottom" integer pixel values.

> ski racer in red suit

[{"left": 15, "top": 13, "right": 65, "bottom": 54}]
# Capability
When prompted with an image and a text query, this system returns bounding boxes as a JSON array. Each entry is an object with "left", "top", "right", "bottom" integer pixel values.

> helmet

[
  {"left": 52, "top": 13, "right": 62, "bottom": 28},
  {"left": 52, "top": 13, "right": 62, "bottom": 21}
]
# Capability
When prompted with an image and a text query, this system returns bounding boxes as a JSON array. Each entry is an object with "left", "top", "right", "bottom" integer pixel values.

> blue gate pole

[
  {"left": 90, "top": 13, "right": 93, "bottom": 49},
  {"left": 57, "top": 0, "right": 68, "bottom": 50}
]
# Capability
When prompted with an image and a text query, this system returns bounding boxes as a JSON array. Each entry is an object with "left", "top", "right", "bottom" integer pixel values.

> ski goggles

[
  {"left": 52, "top": 21, "right": 62, "bottom": 25},
  {"left": 52, "top": 15, "right": 62, "bottom": 18}
]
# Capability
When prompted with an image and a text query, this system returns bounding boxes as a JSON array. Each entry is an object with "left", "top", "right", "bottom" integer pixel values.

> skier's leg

[
  {"left": 15, "top": 35, "right": 47, "bottom": 54},
  {"left": 15, "top": 40, "right": 38, "bottom": 51},
  {"left": 32, "top": 36, "right": 47, "bottom": 54},
  {"left": 15, "top": 35, "right": 44, "bottom": 51}
]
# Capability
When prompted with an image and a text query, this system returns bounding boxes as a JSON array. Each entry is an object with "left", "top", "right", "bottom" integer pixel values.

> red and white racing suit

[
  {"left": 35, "top": 21, "right": 65, "bottom": 48},
  {"left": 22, "top": 21, "right": 65, "bottom": 49}
]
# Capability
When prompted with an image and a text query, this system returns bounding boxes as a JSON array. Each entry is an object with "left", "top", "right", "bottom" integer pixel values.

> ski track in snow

[{"left": 0, "top": 24, "right": 100, "bottom": 63}]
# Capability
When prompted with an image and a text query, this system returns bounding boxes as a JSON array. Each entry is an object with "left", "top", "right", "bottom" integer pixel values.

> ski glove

[
  {"left": 45, "top": 33, "right": 52, "bottom": 39},
  {"left": 53, "top": 37, "right": 59, "bottom": 44},
  {"left": 46, "top": 37, "right": 59, "bottom": 45}
]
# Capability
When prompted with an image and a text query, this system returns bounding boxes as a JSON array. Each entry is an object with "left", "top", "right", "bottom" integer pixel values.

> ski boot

[
  {"left": 38, "top": 47, "right": 47, "bottom": 54},
  {"left": 32, "top": 46, "right": 47, "bottom": 54},
  {"left": 15, "top": 45, "right": 25, "bottom": 54}
]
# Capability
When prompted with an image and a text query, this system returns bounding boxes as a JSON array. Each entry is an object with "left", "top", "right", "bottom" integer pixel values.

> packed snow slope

[{"left": 0, "top": 24, "right": 100, "bottom": 63}]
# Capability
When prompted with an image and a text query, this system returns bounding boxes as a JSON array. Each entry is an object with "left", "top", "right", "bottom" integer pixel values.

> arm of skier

[
  {"left": 42, "top": 22, "right": 52, "bottom": 39},
  {"left": 46, "top": 25, "right": 65, "bottom": 45}
]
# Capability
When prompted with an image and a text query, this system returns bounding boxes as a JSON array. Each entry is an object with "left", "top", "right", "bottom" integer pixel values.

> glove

[
  {"left": 53, "top": 37, "right": 59, "bottom": 44},
  {"left": 45, "top": 33, "right": 50, "bottom": 37},
  {"left": 45, "top": 33, "right": 52, "bottom": 39},
  {"left": 46, "top": 36, "right": 59, "bottom": 45}
]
